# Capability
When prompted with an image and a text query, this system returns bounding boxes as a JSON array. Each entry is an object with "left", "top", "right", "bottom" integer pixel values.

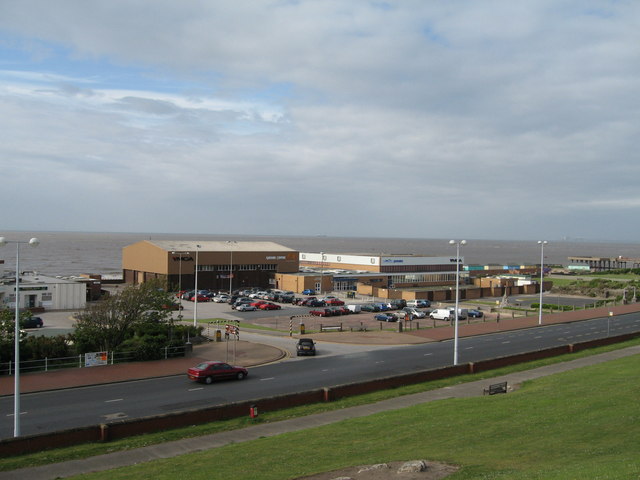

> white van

[
  {"left": 429, "top": 309, "right": 453, "bottom": 321},
  {"left": 346, "top": 304, "right": 361, "bottom": 313}
]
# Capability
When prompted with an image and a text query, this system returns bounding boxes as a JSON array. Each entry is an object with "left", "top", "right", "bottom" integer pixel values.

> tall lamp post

[
  {"left": 538, "top": 240, "right": 547, "bottom": 325},
  {"left": 227, "top": 241, "right": 237, "bottom": 294},
  {"left": 193, "top": 244, "right": 201, "bottom": 328},
  {"left": 449, "top": 239, "right": 466, "bottom": 366},
  {"left": 319, "top": 252, "right": 324, "bottom": 295},
  {"left": 171, "top": 251, "right": 189, "bottom": 322},
  {"left": 0, "top": 236, "right": 40, "bottom": 437}
]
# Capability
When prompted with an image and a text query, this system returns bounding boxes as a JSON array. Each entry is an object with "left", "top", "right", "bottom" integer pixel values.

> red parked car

[
  {"left": 250, "top": 300, "right": 267, "bottom": 307},
  {"left": 187, "top": 361, "right": 248, "bottom": 384},
  {"left": 259, "top": 302, "right": 281, "bottom": 310},
  {"left": 309, "top": 308, "right": 333, "bottom": 317},
  {"left": 325, "top": 298, "right": 345, "bottom": 306},
  {"left": 189, "top": 294, "right": 210, "bottom": 302}
]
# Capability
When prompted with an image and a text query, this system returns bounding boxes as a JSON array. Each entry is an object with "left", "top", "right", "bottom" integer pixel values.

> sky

[{"left": 1, "top": 1, "right": 639, "bottom": 242}]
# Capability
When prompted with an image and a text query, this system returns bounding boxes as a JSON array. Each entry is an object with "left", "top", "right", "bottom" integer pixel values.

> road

[{"left": 2, "top": 312, "right": 639, "bottom": 440}]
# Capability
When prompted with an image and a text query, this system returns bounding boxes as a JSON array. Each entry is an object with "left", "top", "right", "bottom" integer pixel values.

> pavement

[{"left": 1, "top": 303, "right": 640, "bottom": 479}]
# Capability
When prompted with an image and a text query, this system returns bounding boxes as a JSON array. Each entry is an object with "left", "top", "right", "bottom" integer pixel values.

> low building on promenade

[{"left": 0, "top": 271, "right": 87, "bottom": 311}]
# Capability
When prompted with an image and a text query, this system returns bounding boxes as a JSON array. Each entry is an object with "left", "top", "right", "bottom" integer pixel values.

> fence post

[
  {"left": 79, "top": 354, "right": 82, "bottom": 368},
  {"left": 45, "top": 357, "right": 48, "bottom": 372},
  {"left": 164, "top": 346, "right": 168, "bottom": 359},
  {"left": 8, "top": 360, "right": 11, "bottom": 376}
]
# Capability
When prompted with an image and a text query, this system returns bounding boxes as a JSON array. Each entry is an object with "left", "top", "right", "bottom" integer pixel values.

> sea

[{"left": 1, "top": 231, "right": 639, "bottom": 278}]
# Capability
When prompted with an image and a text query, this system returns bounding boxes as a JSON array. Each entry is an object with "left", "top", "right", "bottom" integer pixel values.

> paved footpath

[{"left": 3, "top": 345, "right": 639, "bottom": 480}]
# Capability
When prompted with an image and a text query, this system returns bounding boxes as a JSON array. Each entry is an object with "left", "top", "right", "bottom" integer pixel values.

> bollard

[
  {"left": 215, "top": 330, "right": 222, "bottom": 342},
  {"left": 300, "top": 322, "right": 305, "bottom": 335}
]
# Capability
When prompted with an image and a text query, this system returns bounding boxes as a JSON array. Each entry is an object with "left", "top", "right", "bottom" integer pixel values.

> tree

[
  {"left": 72, "top": 280, "right": 176, "bottom": 353},
  {"left": 0, "top": 309, "right": 32, "bottom": 363}
]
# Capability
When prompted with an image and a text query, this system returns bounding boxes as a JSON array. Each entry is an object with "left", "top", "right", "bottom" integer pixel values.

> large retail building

[{"left": 122, "top": 240, "right": 299, "bottom": 292}]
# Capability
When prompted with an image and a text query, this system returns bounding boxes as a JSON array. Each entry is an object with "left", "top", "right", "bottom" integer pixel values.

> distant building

[
  {"left": 568, "top": 256, "right": 640, "bottom": 272},
  {"left": 122, "top": 240, "right": 299, "bottom": 291}
]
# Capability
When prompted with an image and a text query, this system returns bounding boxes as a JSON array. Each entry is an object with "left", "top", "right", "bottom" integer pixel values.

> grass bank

[
  {"left": 74, "top": 347, "right": 640, "bottom": 479},
  {"left": 1, "top": 337, "right": 639, "bottom": 474}
]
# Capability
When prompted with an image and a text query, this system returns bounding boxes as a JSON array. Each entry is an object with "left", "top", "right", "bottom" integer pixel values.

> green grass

[
  {"left": 1, "top": 337, "right": 639, "bottom": 475},
  {"left": 71, "top": 349, "right": 640, "bottom": 479}
]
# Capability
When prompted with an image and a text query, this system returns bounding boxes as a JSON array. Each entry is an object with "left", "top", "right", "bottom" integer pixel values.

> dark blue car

[{"left": 302, "top": 289, "right": 316, "bottom": 295}]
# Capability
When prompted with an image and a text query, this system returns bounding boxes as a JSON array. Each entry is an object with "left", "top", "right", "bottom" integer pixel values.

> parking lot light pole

[
  {"left": 194, "top": 244, "right": 201, "bottom": 328},
  {"left": 538, "top": 240, "right": 547, "bottom": 325},
  {"left": 227, "top": 241, "right": 237, "bottom": 295},
  {"left": 171, "top": 251, "right": 189, "bottom": 322},
  {"left": 0, "top": 236, "right": 40, "bottom": 437},
  {"left": 449, "top": 239, "right": 466, "bottom": 366}
]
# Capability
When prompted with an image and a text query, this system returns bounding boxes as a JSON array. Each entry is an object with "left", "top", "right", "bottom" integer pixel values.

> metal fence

[{"left": 0, "top": 344, "right": 188, "bottom": 376}]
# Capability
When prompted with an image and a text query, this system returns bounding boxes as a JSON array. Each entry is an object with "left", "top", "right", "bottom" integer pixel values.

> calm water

[{"left": 1, "top": 231, "right": 639, "bottom": 277}]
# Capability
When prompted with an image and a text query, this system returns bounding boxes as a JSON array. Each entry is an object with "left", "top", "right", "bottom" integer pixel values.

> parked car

[
  {"left": 325, "top": 298, "right": 345, "bottom": 306},
  {"left": 213, "top": 294, "right": 230, "bottom": 303},
  {"left": 402, "top": 307, "right": 426, "bottom": 319},
  {"left": 407, "top": 299, "right": 431, "bottom": 308},
  {"left": 374, "top": 303, "right": 390, "bottom": 311},
  {"left": 302, "top": 289, "right": 316, "bottom": 295},
  {"left": 189, "top": 294, "right": 210, "bottom": 302},
  {"left": 309, "top": 308, "right": 333, "bottom": 317},
  {"left": 296, "top": 338, "right": 316, "bottom": 356},
  {"left": 306, "top": 299, "right": 325, "bottom": 307},
  {"left": 468, "top": 309, "right": 484, "bottom": 318},
  {"left": 374, "top": 313, "right": 397, "bottom": 322},
  {"left": 328, "top": 307, "right": 344, "bottom": 316},
  {"left": 259, "top": 302, "right": 281, "bottom": 310},
  {"left": 161, "top": 301, "right": 183, "bottom": 310},
  {"left": 361, "top": 303, "right": 380, "bottom": 312},
  {"left": 236, "top": 304, "right": 257, "bottom": 312},
  {"left": 187, "top": 361, "right": 248, "bottom": 384},
  {"left": 233, "top": 299, "right": 253, "bottom": 309},
  {"left": 336, "top": 306, "right": 351, "bottom": 315},
  {"left": 250, "top": 300, "right": 267, "bottom": 307},
  {"left": 21, "top": 316, "right": 43, "bottom": 328}
]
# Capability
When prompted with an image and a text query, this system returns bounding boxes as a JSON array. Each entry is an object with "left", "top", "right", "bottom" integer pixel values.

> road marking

[
  {"left": 502, "top": 341, "right": 511, "bottom": 344},
  {"left": 534, "top": 336, "right": 542, "bottom": 339},
  {"left": 260, "top": 377, "right": 275, "bottom": 381},
  {"left": 188, "top": 387, "right": 204, "bottom": 391},
  {"left": 6, "top": 412, "right": 26, "bottom": 417},
  {"left": 465, "top": 346, "right": 474, "bottom": 350},
  {"left": 423, "top": 353, "right": 433, "bottom": 356},
  {"left": 105, "top": 398, "right": 123, "bottom": 403}
]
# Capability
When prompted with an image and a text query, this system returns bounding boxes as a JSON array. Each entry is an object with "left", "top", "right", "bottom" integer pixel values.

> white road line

[
  {"left": 502, "top": 341, "right": 511, "bottom": 344},
  {"left": 423, "top": 353, "right": 433, "bottom": 356},
  {"left": 105, "top": 398, "right": 123, "bottom": 403},
  {"left": 188, "top": 387, "right": 204, "bottom": 391},
  {"left": 260, "top": 377, "right": 275, "bottom": 381}
]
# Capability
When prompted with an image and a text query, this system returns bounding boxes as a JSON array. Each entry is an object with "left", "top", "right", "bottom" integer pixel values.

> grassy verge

[
  {"left": 1, "top": 336, "right": 639, "bottom": 473},
  {"left": 67, "top": 347, "right": 640, "bottom": 479}
]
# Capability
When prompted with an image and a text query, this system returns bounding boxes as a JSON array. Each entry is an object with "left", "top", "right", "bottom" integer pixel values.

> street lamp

[
  {"left": 171, "top": 251, "right": 190, "bottom": 322},
  {"left": 449, "top": 239, "right": 466, "bottom": 366},
  {"left": 193, "top": 244, "right": 201, "bottom": 328},
  {"left": 0, "top": 236, "right": 40, "bottom": 437},
  {"left": 538, "top": 240, "right": 547, "bottom": 325},
  {"left": 227, "top": 241, "right": 238, "bottom": 294},
  {"left": 319, "top": 252, "right": 324, "bottom": 295}
]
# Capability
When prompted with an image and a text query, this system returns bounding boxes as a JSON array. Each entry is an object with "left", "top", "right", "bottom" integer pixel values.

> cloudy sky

[{"left": 1, "top": 1, "right": 638, "bottom": 242}]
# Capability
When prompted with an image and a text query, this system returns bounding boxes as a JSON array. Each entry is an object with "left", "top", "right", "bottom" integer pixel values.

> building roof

[{"left": 144, "top": 240, "right": 297, "bottom": 253}]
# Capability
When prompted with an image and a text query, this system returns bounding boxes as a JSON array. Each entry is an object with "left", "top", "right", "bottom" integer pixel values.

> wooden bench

[
  {"left": 320, "top": 324, "right": 343, "bottom": 332},
  {"left": 483, "top": 381, "right": 508, "bottom": 395}
]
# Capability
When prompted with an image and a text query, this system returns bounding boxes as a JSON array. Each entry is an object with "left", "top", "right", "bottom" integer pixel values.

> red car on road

[
  {"left": 259, "top": 302, "right": 281, "bottom": 310},
  {"left": 187, "top": 361, "right": 248, "bottom": 384}
]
